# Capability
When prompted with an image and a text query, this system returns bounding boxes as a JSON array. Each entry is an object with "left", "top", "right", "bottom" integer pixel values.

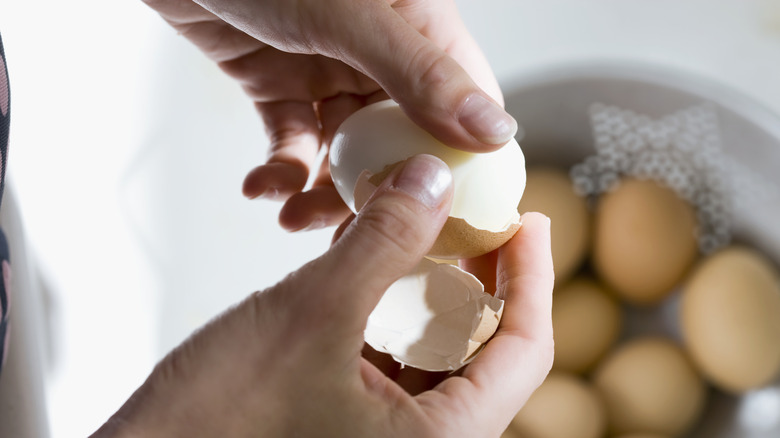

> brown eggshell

[
  {"left": 506, "top": 372, "right": 607, "bottom": 438},
  {"left": 592, "top": 337, "right": 706, "bottom": 437},
  {"left": 552, "top": 277, "right": 623, "bottom": 374},
  {"left": 427, "top": 216, "right": 521, "bottom": 260},
  {"left": 680, "top": 246, "right": 780, "bottom": 393},
  {"left": 593, "top": 178, "right": 698, "bottom": 305}
]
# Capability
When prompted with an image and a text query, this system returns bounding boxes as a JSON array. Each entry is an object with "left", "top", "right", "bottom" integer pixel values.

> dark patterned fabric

[
  {"left": 0, "top": 32, "right": 11, "bottom": 372},
  {"left": 0, "top": 33, "right": 7, "bottom": 206},
  {"left": 0, "top": 35, "right": 11, "bottom": 206}
]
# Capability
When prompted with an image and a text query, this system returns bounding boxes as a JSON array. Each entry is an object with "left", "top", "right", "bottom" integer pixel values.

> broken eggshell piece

[{"left": 365, "top": 258, "right": 505, "bottom": 371}]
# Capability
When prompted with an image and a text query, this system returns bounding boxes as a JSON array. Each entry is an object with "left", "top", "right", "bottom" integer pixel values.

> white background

[{"left": 1, "top": 1, "right": 779, "bottom": 436}]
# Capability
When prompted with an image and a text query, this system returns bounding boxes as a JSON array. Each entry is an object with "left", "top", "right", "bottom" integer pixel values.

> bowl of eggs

[{"left": 500, "top": 61, "right": 780, "bottom": 438}]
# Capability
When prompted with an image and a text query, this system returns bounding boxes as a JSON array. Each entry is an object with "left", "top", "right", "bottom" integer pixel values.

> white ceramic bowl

[{"left": 503, "top": 61, "right": 780, "bottom": 438}]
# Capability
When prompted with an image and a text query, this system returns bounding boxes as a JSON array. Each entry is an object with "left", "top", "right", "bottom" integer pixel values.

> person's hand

[
  {"left": 92, "top": 155, "right": 553, "bottom": 438},
  {"left": 142, "top": 0, "right": 519, "bottom": 231}
]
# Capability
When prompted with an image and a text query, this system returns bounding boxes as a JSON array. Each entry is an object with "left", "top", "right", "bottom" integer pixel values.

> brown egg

[
  {"left": 614, "top": 434, "right": 670, "bottom": 438},
  {"left": 518, "top": 167, "right": 590, "bottom": 284},
  {"left": 593, "top": 178, "right": 698, "bottom": 305},
  {"left": 680, "top": 246, "right": 780, "bottom": 393},
  {"left": 592, "top": 337, "right": 706, "bottom": 437},
  {"left": 506, "top": 372, "right": 607, "bottom": 438},
  {"left": 552, "top": 277, "right": 623, "bottom": 374}
]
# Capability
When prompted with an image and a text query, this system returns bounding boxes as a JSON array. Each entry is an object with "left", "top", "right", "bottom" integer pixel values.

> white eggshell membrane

[
  {"left": 330, "top": 100, "right": 525, "bottom": 232},
  {"left": 365, "top": 258, "right": 504, "bottom": 371}
]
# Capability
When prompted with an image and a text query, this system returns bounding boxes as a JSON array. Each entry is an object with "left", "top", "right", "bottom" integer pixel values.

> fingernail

[
  {"left": 458, "top": 93, "right": 518, "bottom": 145},
  {"left": 250, "top": 186, "right": 281, "bottom": 201},
  {"left": 303, "top": 217, "right": 327, "bottom": 231},
  {"left": 391, "top": 155, "right": 452, "bottom": 208}
]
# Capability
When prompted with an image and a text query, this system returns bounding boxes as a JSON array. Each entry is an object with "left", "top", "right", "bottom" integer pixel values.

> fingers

[
  {"left": 242, "top": 101, "right": 320, "bottom": 202},
  {"left": 278, "top": 186, "right": 351, "bottom": 231},
  {"left": 219, "top": 49, "right": 379, "bottom": 103},
  {"left": 242, "top": 162, "right": 308, "bottom": 201},
  {"left": 320, "top": 0, "right": 518, "bottom": 151},
  {"left": 331, "top": 213, "right": 356, "bottom": 245},
  {"left": 142, "top": 0, "right": 214, "bottom": 22},
  {"left": 143, "top": 0, "right": 265, "bottom": 62},
  {"left": 495, "top": 213, "right": 555, "bottom": 341},
  {"left": 270, "top": 94, "right": 363, "bottom": 231},
  {"left": 473, "top": 211, "right": 554, "bottom": 396},
  {"left": 389, "top": 0, "right": 503, "bottom": 104},
  {"left": 317, "top": 93, "right": 367, "bottom": 146},
  {"left": 458, "top": 249, "right": 499, "bottom": 295},
  {"left": 305, "top": 154, "right": 453, "bottom": 339},
  {"left": 251, "top": 162, "right": 351, "bottom": 232},
  {"left": 245, "top": 93, "right": 366, "bottom": 231},
  {"left": 427, "top": 213, "right": 554, "bottom": 434}
]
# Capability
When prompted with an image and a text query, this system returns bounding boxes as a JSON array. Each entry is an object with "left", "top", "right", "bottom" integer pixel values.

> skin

[
  {"left": 141, "top": 0, "right": 519, "bottom": 231},
  {"left": 95, "top": 2, "right": 548, "bottom": 436},
  {"left": 93, "top": 155, "right": 554, "bottom": 437}
]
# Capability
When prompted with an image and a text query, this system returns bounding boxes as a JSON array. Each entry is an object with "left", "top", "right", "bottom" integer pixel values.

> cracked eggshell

[
  {"left": 365, "top": 258, "right": 504, "bottom": 371},
  {"left": 330, "top": 100, "right": 526, "bottom": 259}
]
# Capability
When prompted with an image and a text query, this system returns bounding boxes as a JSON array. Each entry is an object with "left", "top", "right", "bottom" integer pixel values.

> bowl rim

[{"left": 501, "top": 60, "right": 780, "bottom": 143}]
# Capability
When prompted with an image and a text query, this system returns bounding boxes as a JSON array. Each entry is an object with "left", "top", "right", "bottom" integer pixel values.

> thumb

[
  {"left": 314, "top": 154, "right": 453, "bottom": 333},
  {"left": 320, "top": 1, "right": 518, "bottom": 151}
]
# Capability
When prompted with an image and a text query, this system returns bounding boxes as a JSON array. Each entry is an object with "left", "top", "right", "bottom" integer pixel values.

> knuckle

[
  {"left": 218, "top": 55, "right": 272, "bottom": 98},
  {"left": 151, "top": 337, "right": 200, "bottom": 387},
  {"left": 355, "top": 199, "right": 429, "bottom": 259},
  {"left": 217, "top": 53, "right": 253, "bottom": 80},
  {"left": 410, "top": 50, "right": 458, "bottom": 102}
]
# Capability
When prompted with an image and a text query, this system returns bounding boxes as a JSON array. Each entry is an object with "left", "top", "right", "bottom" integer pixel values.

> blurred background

[{"left": 1, "top": 0, "right": 779, "bottom": 436}]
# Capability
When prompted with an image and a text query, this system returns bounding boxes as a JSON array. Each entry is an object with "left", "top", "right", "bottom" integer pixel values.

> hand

[
  {"left": 92, "top": 155, "right": 553, "bottom": 438},
  {"left": 141, "top": 0, "right": 519, "bottom": 231}
]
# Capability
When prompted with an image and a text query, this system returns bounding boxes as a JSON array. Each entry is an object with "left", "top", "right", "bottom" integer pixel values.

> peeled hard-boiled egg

[
  {"left": 329, "top": 100, "right": 526, "bottom": 371},
  {"left": 330, "top": 99, "right": 526, "bottom": 260},
  {"left": 680, "top": 246, "right": 780, "bottom": 393}
]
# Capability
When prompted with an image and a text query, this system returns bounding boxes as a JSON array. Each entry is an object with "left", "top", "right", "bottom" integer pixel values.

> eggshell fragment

[
  {"left": 365, "top": 258, "right": 503, "bottom": 371},
  {"left": 331, "top": 99, "right": 526, "bottom": 259},
  {"left": 680, "top": 246, "right": 780, "bottom": 393}
]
